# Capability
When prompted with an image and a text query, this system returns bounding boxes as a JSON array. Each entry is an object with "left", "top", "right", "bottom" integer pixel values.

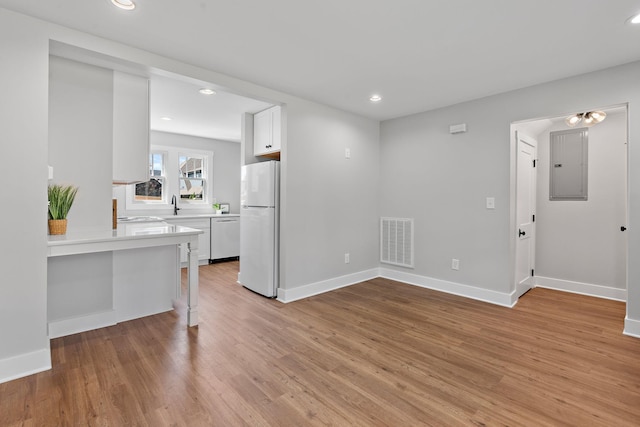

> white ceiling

[
  {"left": 149, "top": 76, "right": 272, "bottom": 142},
  {"left": 2, "top": 1, "right": 640, "bottom": 123}
]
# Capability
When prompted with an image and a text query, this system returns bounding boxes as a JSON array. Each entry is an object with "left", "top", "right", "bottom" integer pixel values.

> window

[
  {"left": 179, "top": 154, "right": 206, "bottom": 202},
  {"left": 125, "top": 146, "right": 213, "bottom": 210},
  {"left": 134, "top": 152, "right": 166, "bottom": 202}
]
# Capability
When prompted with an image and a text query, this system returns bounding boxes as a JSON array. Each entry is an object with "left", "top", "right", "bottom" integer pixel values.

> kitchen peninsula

[{"left": 47, "top": 222, "right": 202, "bottom": 338}]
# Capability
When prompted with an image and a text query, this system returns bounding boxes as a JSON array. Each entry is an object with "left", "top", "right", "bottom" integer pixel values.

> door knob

[
  {"left": 621, "top": 226, "right": 627, "bottom": 232},
  {"left": 519, "top": 229, "right": 526, "bottom": 237}
]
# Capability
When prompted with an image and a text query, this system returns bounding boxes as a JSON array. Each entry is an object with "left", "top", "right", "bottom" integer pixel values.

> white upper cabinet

[
  {"left": 253, "top": 105, "right": 281, "bottom": 156},
  {"left": 113, "top": 71, "right": 150, "bottom": 184}
]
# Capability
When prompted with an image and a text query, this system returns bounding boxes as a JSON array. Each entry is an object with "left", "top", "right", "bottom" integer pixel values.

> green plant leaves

[{"left": 48, "top": 184, "right": 78, "bottom": 220}]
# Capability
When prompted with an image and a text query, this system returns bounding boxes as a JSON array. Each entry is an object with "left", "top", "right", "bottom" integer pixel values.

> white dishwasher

[{"left": 210, "top": 216, "right": 240, "bottom": 260}]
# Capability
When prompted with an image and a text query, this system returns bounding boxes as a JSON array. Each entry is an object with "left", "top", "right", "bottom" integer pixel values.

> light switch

[
  {"left": 345, "top": 148, "right": 351, "bottom": 159},
  {"left": 486, "top": 197, "right": 495, "bottom": 209},
  {"left": 48, "top": 165, "right": 53, "bottom": 180}
]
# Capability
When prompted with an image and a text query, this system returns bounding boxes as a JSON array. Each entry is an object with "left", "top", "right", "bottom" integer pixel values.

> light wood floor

[{"left": 2, "top": 261, "right": 640, "bottom": 426}]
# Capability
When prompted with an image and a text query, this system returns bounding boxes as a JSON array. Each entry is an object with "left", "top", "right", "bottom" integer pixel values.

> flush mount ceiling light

[
  {"left": 628, "top": 12, "right": 640, "bottom": 24},
  {"left": 369, "top": 94, "right": 382, "bottom": 102},
  {"left": 565, "top": 111, "right": 607, "bottom": 127},
  {"left": 160, "top": 116, "right": 172, "bottom": 121},
  {"left": 111, "top": 0, "right": 136, "bottom": 10},
  {"left": 199, "top": 88, "right": 216, "bottom": 95}
]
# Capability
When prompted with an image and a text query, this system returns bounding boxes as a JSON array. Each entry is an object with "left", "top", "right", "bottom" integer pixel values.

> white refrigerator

[{"left": 238, "top": 161, "right": 280, "bottom": 297}]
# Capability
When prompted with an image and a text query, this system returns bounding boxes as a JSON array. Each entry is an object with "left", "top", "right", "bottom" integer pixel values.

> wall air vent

[{"left": 380, "top": 217, "right": 414, "bottom": 268}]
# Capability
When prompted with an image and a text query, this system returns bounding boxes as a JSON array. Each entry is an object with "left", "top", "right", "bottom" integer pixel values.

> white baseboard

[
  {"left": 0, "top": 348, "right": 51, "bottom": 384},
  {"left": 624, "top": 317, "right": 640, "bottom": 338},
  {"left": 380, "top": 268, "right": 516, "bottom": 307},
  {"left": 277, "top": 268, "right": 515, "bottom": 307},
  {"left": 276, "top": 270, "right": 627, "bottom": 312},
  {"left": 277, "top": 268, "right": 379, "bottom": 303},
  {"left": 535, "top": 276, "right": 627, "bottom": 301},
  {"left": 48, "top": 309, "right": 117, "bottom": 339},
  {"left": 117, "top": 306, "right": 174, "bottom": 324}
]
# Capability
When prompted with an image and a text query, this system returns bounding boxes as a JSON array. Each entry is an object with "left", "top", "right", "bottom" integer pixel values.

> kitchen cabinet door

[
  {"left": 112, "top": 71, "right": 150, "bottom": 184},
  {"left": 271, "top": 106, "right": 281, "bottom": 152},
  {"left": 253, "top": 106, "right": 281, "bottom": 156}
]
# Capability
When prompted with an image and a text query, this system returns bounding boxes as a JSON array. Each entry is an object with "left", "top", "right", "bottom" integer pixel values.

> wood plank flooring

[{"left": 2, "top": 261, "right": 640, "bottom": 426}]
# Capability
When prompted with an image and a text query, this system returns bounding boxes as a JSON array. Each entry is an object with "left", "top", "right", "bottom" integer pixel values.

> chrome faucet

[{"left": 171, "top": 195, "right": 181, "bottom": 215}]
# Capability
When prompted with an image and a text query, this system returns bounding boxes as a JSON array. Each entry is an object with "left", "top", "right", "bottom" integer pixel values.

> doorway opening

[{"left": 510, "top": 105, "right": 628, "bottom": 304}]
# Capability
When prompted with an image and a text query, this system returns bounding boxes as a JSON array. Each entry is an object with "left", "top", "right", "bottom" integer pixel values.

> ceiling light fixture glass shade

[
  {"left": 565, "top": 111, "right": 606, "bottom": 127},
  {"left": 565, "top": 114, "right": 583, "bottom": 126},
  {"left": 369, "top": 94, "right": 382, "bottom": 102},
  {"left": 629, "top": 13, "right": 640, "bottom": 24},
  {"left": 111, "top": 0, "right": 136, "bottom": 10},
  {"left": 199, "top": 88, "right": 216, "bottom": 95}
]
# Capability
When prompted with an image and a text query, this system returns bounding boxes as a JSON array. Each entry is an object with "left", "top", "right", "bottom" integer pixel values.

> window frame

[
  {"left": 124, "top": 145, "right": 214, "bottom": 211},
  {"left": 126, "top": 150, "right": 168, "bottom": 209},
  {"left": 177, "top": 150, "right": 209, "bottom": 205}
]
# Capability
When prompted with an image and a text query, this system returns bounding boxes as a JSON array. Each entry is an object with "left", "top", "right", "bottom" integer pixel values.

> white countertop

[
  {"left": 161, "top": 214, "right": 240, "bottom": 219},
  {"left": 47, "top": 222, "right": 203, "bottom": 257}
]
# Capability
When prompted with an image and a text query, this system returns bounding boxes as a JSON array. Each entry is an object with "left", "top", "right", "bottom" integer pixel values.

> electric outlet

[
  {"left": 451, "top": 258, "right": 460, "bottom": 270},
  {"left": 345, "top": 253, "right": 350, "bottom": 264}
]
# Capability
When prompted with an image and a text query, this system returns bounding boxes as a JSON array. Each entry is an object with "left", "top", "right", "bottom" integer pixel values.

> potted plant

[
  {"left": 212, "top": 202, "right": 222, "bottom": 215},
  {"left": 48, "top": 184, "right": 78, "bottom": 235}
]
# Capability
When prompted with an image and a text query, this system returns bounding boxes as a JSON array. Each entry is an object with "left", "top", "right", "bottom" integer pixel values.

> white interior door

[{"left": 515, "top": 131, "right": 537, "bottom": 298}]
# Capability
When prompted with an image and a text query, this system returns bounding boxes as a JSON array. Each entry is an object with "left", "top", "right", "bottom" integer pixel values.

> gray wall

[
  {"left": 380, "top": 61, "right": 640, "bottom": 323},
  {"left": 280, "top": 100, "right": 381, "bottom": 290},
  {"left": 0, "top": 8, "right": 50, "bottom": 379},
  {"left": 380, "top": 100, "right": 510, "bottom": 292},
  {"left": 49, "top": 55, "right": 114, "bottom": 231},
  {"left": 535, "top": 113, "right": 627, "bottom": 290},
  {"left": 47, "top": 55, "right": 114, "bottom": 327}
]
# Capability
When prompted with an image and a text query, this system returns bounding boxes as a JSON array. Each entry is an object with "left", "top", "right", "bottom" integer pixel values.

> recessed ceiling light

[
  {"left": 370, "top": 94, "right": 382, "bottom": 102},
  {"left": 111, "top": 0, "right": 136, "bottom": 11},
  {"left": 199, "top": 88, "right": 216, "bottom": 95},
  {"left": 160, "top": 117, "right": 172, "bottom": 121},
  {"left": 630, "top": 12, "right": 640, "bottom": 24}
]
